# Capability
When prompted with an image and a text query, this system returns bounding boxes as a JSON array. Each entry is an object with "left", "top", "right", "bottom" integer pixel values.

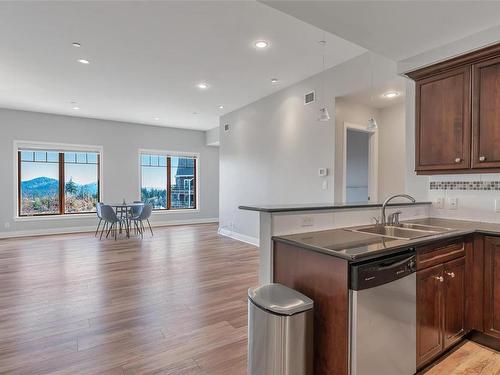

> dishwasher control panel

[{"left": 350, "top": 249, "right": 416, "bottom": 291}]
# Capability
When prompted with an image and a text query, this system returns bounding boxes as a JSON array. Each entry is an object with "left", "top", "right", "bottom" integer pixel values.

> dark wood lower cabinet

[
  {"left": 417, "top": 263, "right": 444, "bottom": 367},
  {"left": 417, "top": 256, "right": 466, "bottom": 368},
  {"left": 443, "top": 257, "right": 466, "bottom": 348},
  {"left": 484, "top": 236, "right": 500, "bottom": 339}
]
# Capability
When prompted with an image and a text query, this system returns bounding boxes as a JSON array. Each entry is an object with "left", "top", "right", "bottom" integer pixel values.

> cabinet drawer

[{"left": 417, "top": 239, "right": 465, "bottom": 270}]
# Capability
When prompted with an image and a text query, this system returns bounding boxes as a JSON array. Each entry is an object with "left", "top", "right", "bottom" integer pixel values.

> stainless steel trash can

[{"left": 248, "top": 283, "right": 314, "bottom": 375}]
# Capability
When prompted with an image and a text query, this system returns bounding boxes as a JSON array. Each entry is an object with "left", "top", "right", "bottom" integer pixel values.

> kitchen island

[
  {"left": 239, "top": 201, "right": 431, "bottom": 283},
  {"left": 271, "top": 217, "right": 500, "bottom": 375}
]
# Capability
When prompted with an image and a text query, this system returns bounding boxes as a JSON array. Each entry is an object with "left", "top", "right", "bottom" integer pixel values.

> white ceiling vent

[{"left": 304, "top": 91, "right": 315, "bottom": 105}]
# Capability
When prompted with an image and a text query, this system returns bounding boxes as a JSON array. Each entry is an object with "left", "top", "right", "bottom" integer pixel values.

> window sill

[
  {"left": 14, "top": 213, "right": 97, "bottom": 222},
  {"left": 152, "top": 209, "right": 200, "bottom": 215}
]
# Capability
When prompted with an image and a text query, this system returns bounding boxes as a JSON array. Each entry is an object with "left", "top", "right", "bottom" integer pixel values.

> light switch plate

[
  {"left": 435, "top": 197, "right": 445, "bottom": 209},
  {"left": 448, "top": 197, "right": 458, "bottom": 210}
]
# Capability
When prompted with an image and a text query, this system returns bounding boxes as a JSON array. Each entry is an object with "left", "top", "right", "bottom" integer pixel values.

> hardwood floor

[
  {"left": 0, "top": 224, "right": 258, "bottom": 374},
  {"left": 0, "top": 224, "right": 498, "bottom": 374},
  {"left": 423, "top": 341, "right": 500, "bottom": 375}
]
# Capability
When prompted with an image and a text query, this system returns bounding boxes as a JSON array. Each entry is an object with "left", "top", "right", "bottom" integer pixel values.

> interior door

[
  {"left": 484, "top": 236, "right": 500, "bottom": 339},
  {"left": 472, "top": 56, "right": 500, "bottom": 168},
  {"left": 443, "top": 257, "right": 466, "bottom": 349},
  {"left": 415, "top": 66, "right": 471, "bottom": 171},
  {"left": 417, "top": 264, "right": 444, "bottom": 368}
]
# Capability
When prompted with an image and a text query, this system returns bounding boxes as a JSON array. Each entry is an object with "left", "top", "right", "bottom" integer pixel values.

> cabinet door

[
  {"left": 443, "top": 257, "right": 466, "bottom": 349},
  {"left": 417, "top": 264, "right": 444, "bottom": 368},
  {"left": 472, "top": 56, "right": 500, "bottom": 168},
  {"left": 415, "top": 67, "right": 471, "bottom": 171},
  {"left": 484, "top": 236, "right": 500, "bottom": 339}
]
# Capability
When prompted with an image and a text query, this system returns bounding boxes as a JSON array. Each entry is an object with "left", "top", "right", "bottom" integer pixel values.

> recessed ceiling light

[
  {"left": 77, "top": 59, "right": 90, "bottom": 64},
  {"left": 218, "top": 105, "right": 224, "bottom": 109},
  {"left": 72, "top": 42, "right": 81, "bottom": 48},
  {"left": 197, "top": 82, "right": 208, "bottom": 89},
  {"left": 271, "top": 78, "right": 279, "bottom": 83},
  {"left": 73, "top": 106, "right": 80, "bottom": 110},
  {"left": 255, "top": 40, "right": 269, "bottom": 49},
  {"left": 154, "top": 117, "right": 160, "bottom": 121},
  {"left": 383, "top": 91, "right": 400, "bottom": 98}
]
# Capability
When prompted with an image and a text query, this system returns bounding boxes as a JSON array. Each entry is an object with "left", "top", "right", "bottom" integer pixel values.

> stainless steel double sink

[{"left": 348, "top": 223, "right": 457, "bottom": 240}]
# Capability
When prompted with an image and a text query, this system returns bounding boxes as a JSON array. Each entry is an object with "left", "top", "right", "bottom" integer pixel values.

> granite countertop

[
  {"left": 272, "top": 218, "right": 500, "bottom": 262},
  {"left": 239, "top": 201, "right": 431, "bottom": 213}
]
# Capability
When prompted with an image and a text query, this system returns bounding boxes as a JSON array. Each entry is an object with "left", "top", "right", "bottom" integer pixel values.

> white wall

[
  {"left": 206, "top": 126, "right": 220, "bottom": 147},
  {"left": 219, "top": 52, "right": 400, "bottom": 242},
  {"left": 334, "top": 98, "right": 380, "bottom": 202},
  {"left": 378, "top": 102, "right": 406, "bottom": 200},
  {"left": 0, "top": 108, "right": 219, "bottom": 237},
  {"left": 334, "top": 98, "right": 407, "bottom": 202}
]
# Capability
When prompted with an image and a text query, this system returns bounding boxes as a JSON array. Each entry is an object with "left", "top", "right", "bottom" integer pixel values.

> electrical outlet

[
  {"left": 448, "top": 197, "right": 458, "bottom": 210},
  {"left": 322, "top": 181, "right": 328, "bottom": 190},
  {"left": 435, "top": 197, "right": 445, "bottom": 209},
  {"left": 495, "top": 199, "right": 500, "bottom": 213},
  {"left": 4, "top": 222, "right": 9, "bottom": 229},
  {"left": 301, "top": 216, "right": 314, "bottom": 227}
]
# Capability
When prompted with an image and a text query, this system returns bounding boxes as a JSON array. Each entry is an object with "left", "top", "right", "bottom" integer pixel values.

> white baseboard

[
  {"left": 218, "top": 227, "right": 259, "bottom": 246},
  {"left": 0, "top": 218, "right": 219, "bottom": 239}
]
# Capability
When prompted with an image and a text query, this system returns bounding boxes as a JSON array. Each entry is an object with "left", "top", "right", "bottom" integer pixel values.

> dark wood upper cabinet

[
  {"left": 417, "top": 263, "right": 444, "bottom": 368},
  {"left": 407, "top": 42, "right": 500, "bottom": 174},
  {"left": 415, "top": 67, "right": 471, "bottom": 171},
  {"left": 484, "top": 236, "right": 500, "bottom": 339},
  {"left": 472, "top": 56, "right": 500, "bottom": 168},
  {"left": 443, "top": 257, "right": 466, "bottom": 349}
]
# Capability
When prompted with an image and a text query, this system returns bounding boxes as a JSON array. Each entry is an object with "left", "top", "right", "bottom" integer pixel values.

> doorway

[{"left": 342, "top": 122, "right": 378, "bottom": 203}]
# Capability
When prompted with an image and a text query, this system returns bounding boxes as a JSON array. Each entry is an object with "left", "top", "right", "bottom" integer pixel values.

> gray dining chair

[
  {"left": 130, "top": 203, "right": 153, "bottom": 238},
  {"left": 100, "top": 204, "right": 127, "bottom": 240},
  {"left": 95, "top": 202, "right": 104, "bottom": 237}
]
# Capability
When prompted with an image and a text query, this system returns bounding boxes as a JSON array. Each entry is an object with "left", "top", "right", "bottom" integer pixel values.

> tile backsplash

[
  {"left": 430, "top": 180, "right": 500, "bottom": 190},
  {"left": 428, "top": 174, "right": 500, "bottom": 223}
]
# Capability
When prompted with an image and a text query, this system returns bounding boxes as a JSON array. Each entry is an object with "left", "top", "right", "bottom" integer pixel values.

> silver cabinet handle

[
  {"left": 454, "top": 158, "right": 462, "bottom": 163},
  {"left": 479, "top": 156, "right": 486, "bottom": 162},
  {"left": 434, "top": 276, "right": 444, "bottom": 282},
  {"left": 446, "top": 271, "right": 455, "bottom": 278}
]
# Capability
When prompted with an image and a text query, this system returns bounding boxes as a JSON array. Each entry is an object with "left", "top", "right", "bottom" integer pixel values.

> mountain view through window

[{"left": 19, "top": 149, "right": 100, "bottom": 216}]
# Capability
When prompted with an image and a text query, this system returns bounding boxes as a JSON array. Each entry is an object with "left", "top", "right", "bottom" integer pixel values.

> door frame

[{"left": 342, "top": 121, "right": 378, "bottom": 203}]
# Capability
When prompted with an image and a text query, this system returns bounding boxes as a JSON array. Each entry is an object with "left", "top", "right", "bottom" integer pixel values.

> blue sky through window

[{"left": 65, "top": 164, "right": 98, "bottom": 185}]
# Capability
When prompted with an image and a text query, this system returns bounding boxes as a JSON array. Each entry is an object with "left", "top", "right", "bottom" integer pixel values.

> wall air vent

[{"left": 304, "top": 91, "right": 315, "bottom": 105}]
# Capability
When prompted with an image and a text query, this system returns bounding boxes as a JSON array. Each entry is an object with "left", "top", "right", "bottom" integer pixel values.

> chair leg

[
  {"left": 95, "top": 219, "right": 102, "bottom": 237},
  {"left": 147, "top": 219, "right": 153, "bottom": 236},
  {"left": 100, "top": 222, "right": 107, "bottom": 240},
  {"left": 106, "top": 223, "right": 114, "bottom": 239}
]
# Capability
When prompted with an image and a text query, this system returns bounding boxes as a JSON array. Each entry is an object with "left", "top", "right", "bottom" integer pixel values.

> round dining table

[{"left": 108, "top": 202, "right": 144, "bottom": 237}]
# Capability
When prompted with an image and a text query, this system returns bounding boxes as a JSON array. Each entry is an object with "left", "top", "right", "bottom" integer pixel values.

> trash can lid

[{"left": 248, "top": 283, "right": 314, "bottom": 316}]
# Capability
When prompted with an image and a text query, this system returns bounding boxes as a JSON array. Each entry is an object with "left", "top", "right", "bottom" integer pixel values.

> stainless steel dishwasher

[{"left": 349, "top": 249, "right": 417, "bottom": 375}]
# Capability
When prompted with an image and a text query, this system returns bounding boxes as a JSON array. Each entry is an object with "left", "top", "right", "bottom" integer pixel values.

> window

[
  {"left": 140, "top": 152, "right": 197, "bottom": 210},
  {"left": 18, "top": 148, "right": 100, "bottom": 216}
]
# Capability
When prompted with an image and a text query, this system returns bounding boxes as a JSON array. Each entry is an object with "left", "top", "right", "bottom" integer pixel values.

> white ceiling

[
  {"left": 339, "top": 77, "right": 406, "bottom": 109},
  {"left": 262, "top": 1, "right": 500, "bottom": 61},
  {"left": 0, "top": 1, "right": 365, "bottom": 131}
]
